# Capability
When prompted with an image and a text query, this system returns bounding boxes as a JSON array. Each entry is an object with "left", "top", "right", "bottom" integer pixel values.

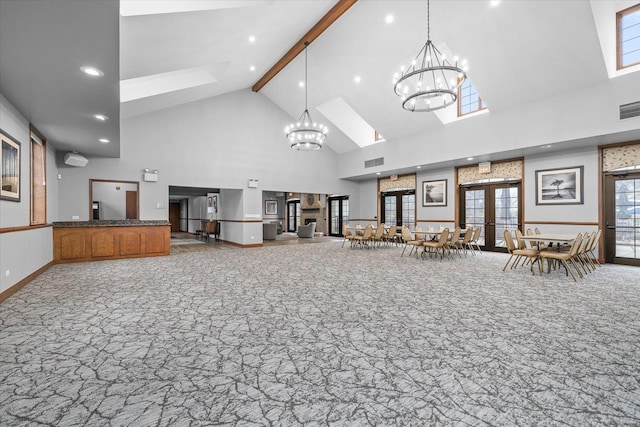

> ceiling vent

[
  {"left": 364, "top": 157, "right": 384, "bottom": 168},
  {"left": 64, "top": 152, "right": 88, "bottom": 167},
  {"left": 620, "top": 101, "right": 640, "bottom": 120}
]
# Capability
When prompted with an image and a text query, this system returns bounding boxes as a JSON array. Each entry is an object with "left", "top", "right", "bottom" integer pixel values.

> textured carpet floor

[{"left": 1, "top": 241, "right": 639, "bottom": 426}]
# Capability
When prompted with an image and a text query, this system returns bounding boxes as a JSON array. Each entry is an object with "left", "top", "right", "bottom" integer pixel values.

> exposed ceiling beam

[{"left": 252, "top": 0, "right": 357, "bottom": 92}]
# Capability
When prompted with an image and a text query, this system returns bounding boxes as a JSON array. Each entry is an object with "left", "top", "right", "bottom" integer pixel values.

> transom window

[
  {"left": 617, "top": 3, "right": 640, "bottom": 70},
  {"left": 458, "top": 79, "right": 485, "bottom": 117}
]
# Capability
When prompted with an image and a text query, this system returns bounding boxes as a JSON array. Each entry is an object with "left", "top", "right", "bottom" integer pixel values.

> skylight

[{"left": 315, "top": 98, "right": 379, "bottom": 148}]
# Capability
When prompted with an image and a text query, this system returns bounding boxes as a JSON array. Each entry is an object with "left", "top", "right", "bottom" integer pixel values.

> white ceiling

[{"left": 0, "top": 0, "right": 638, "bottom": 158}]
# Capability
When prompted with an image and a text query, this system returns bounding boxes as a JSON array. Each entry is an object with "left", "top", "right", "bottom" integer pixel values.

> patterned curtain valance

[
  {"left": 603, "top": 144, "right": 640, "bottom": 172},
  {"left": 379, "top": 174, "right": 416, "bottom": 192},
  {"left": 458, "top": 160, "right": 523, "bottom": 184}
]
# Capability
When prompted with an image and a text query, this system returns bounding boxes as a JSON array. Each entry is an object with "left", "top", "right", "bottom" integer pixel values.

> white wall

[
  {"left": 339, "top": 72, "right": 640, "bottom": 179},
  {"left": 55, "top": 89, "right": 359, "bottom": 245},
  {"left": 0, "top": 94, "right": 57, "bottom": 294},
  {"left": 92, "top": 181, "right": 138, "bottom": 220}
]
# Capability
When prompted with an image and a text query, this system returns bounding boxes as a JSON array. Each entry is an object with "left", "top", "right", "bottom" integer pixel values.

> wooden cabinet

[{"left": 54, "top": 224, "right": 170, "bottom": 263}]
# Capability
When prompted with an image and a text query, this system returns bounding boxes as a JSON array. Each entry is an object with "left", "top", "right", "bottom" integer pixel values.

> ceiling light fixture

[
  {"left": 385, "top": 14, "right": 394, "bottom": 24},
  {"left": 249, "top": 36, "right": 256, "bottom": 43},
  {"left": 81, "top": 66, "right": 104, "bottom": 77},
  {"left": 393, "top": 0, "right": 467, "bottom": 112},
  {"left": 249, "top": 65, "right": 256, "bottom": 72},
  {"left": 285, "top": 42, "right": 327, "bottom": 151},
  {"left": 98, "top": 138, "right": 110, "bottom": 143},
  {"left": 93, "top": 114, "right": 109, "bottom": 121}
]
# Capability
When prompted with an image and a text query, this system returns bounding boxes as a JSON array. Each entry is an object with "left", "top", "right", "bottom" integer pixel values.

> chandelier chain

[{"left": 427, "top": 0, "right": 430, "bottom": 41}]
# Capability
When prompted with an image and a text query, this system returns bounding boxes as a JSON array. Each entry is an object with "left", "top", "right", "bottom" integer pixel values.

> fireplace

[{"left": 305, "top": 218, "right": 316, "bottom": 225}]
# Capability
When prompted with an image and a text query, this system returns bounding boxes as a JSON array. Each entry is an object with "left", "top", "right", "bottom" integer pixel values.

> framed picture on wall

[
  {"left": 265, "top": 200, "right": 277, "bottom": 215},
  {"left": 423, "top": 179, "right": 447, "bottom": 206},
  {"left": 535, "top": 166, "right": 584, "bottom": 205},
  {"left": 1, "top": 129, "right": 21, "bottom": 202}
]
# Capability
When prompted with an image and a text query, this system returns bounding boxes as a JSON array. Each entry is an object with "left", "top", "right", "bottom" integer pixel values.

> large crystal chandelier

[
  {"left": 393, "top": 0, "right": 468, "bottom": 112},
  {"left": 286, "top": 42, "right": 328, "bottom": 151}
]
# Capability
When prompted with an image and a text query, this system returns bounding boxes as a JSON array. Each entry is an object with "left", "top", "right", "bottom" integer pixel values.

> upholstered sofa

[
  {"left": 297, "top": 222, "right": 316, "bottom": 238},
  {"left": 263, "top": 222, "right": 278, "bottom": 240}
]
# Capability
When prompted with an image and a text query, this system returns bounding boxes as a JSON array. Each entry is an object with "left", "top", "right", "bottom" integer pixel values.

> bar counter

[{"left": 53, "top": 220, "right": 171, "bottom": 263}]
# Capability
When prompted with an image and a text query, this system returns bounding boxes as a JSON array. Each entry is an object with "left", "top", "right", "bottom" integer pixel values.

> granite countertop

[{"left": 53, "top": 220, "right": 171, "bottom": 227}]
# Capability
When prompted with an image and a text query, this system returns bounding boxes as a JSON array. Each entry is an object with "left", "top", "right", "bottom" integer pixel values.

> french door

[
  {"left": 328, "top": 196, "right": 349, "bottom": 236},
  {"left": 381, "top": 190, "right": 415, "bottom": 229},
  {"left": 460, "top": 182, "right": 522, "bottom": 252},
  {"left": 604, "top": 173, "right": 640, "bottom": 266},
  {"left": 287, "top": 200, "right": 300, "bottom": 232}
]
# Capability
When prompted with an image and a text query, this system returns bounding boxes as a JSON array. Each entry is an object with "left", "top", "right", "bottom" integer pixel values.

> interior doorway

[
  {"left": 169, "top": 203, "right": 181, "bottom": 232},
  {"left": 287, "top": 200, "right": 300, "bottom": 232}
]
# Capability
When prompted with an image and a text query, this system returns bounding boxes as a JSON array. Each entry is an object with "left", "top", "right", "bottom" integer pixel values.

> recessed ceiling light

[
  {"left": 467, "top": 157, "right": 474, "bottom": 161},
  {"left": 354, "top": 75, "right": 361, "bottom": 83},
  {"left": 376, "top": 172, "right": 381, "bottom": 175},
  {"left": 385, "top": 14, "right": 394, "bottom": 24},
  {"left": 299, "top": 81, "right": 305, "bottom": 88},
  {"left": 417, "top": 166, "right": 421, "bottom": 169},
  {"left": 249, "top": 36, "right": 256, "bottom": 43},
  {"left": 490, "top": 0, "right": 501, "bottom": 6},
  {"left": 249, "top": 65, "right": 256, "bottom": 72},
  {"left": 93, "top": 114, "right": 108, "bottom": 121},
  {"left": 81, "top": 66, "right": 104, "bottom": 77},
  {"left": 98, "top": 138, "right": 110, "bottom": 143},
  {"left": 542, "top": 144, "right": 552, "bottom": 148}
]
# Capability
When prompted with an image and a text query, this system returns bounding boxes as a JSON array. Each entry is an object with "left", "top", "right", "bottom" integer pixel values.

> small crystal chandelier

[
  {"left": 393, "top": 0, "right": 468, "bottom": 112},
  {"left": 286, "top": 42, "right": 327, "bottom": 151}
]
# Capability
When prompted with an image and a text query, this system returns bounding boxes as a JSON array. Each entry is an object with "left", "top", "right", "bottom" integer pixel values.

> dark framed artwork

[
  {"left": 1, "top": 129, "right": 21, "bottom": 202},
  {"left": 535, "top": 166, "right": 584, "bottom": 205},
  {"left": 423, "top": 179, "right": 447, "bottom": 206}
]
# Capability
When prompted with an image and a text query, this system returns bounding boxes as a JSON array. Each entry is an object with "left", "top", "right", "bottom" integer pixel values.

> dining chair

[
  {"left": 400, "top": 226, "right": 422, "bottom": 257},
  {"left": 383, "top": 224, "right": 398, "bottom": 246},
  {"left": 586, "top": 229, "right": 602, "bottom": 267},
  {"left": 503, "top": 230, "right": 539, "bottom": 274},
  {"left": 445, "top": 227, "right": 463, "bottom": 258},
  {"left": 370, "top": 224, "right": 385, "bottom": 248},
  {"left": 469, "top": 226, "right": 483, "bottom": 253},
  {"left": 352, "top": 224, "right": 373, "bottom": 249},
  {"left": 460, "top": 227, "right": 473, "bottom": 256},
  {"left": 342, "top": 224, "right": 355, "bottom": 248},
  {"left": 422, "top": 228, "right": 450, "bottom": 261},
  {"left": 539, "top": 233, "right": 583, "bottom": 281}
]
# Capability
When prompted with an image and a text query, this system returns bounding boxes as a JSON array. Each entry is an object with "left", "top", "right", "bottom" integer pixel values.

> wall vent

[
  {"left": 364, "top": 157, "right": 384, "bottom": 168},
  {"left": 620, "top": 101, "right": 640, "bottom": 120}
]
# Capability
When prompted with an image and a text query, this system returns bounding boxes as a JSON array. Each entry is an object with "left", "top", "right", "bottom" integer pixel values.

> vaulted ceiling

[{"left": 0, "top": 0, "right": 638, "bottom": 158}]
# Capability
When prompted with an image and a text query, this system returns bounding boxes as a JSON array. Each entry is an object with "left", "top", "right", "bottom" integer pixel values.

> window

[
  {"left": 457, "top": 79, "right": 485, "bottom": 117},
  {"left": 30, "top": 126, "right": 46, "bottom": 225},
  {"left": 618, "top": 3, "right": 640, "bottom": 70}
]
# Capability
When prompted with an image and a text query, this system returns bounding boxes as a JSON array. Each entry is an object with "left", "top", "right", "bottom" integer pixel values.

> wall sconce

[
  {"left": 143, "top": 168, "right": 159, "bottom": 182},
  {"left": 248, "top": 178, "right": 259, "bottom": 188}
]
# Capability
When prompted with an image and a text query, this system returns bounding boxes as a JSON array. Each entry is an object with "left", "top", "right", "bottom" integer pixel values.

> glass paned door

[
  {"left": 460, "top": 182, "right": 521, "bottom": 252},
  {"left": 287, "top": 200, "right": 300, "bottom": 232},
  {"left": 329, "top": 196, "right": 349, "bottom": 236},
  {"left": 381, "top": 191, "right": 415, "bottom": 229},
  {"left": 494, "top": 186, "right": 520, "bottom": 249},
  {"left": 605, "top": 174, "right": 640, "bottom": 266}
]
